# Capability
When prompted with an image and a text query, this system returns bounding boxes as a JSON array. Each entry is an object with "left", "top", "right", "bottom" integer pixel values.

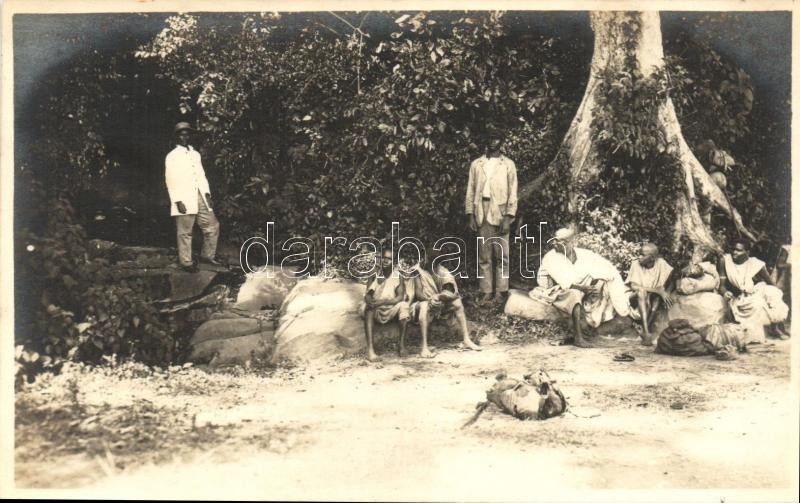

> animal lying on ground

[{"left": 462, "top": 370, "right": 567, "bottom": 428}]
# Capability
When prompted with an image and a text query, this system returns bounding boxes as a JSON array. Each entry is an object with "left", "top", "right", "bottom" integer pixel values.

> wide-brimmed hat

[{"left": 174, "top": 121, "right": 194, "bottom": 134}]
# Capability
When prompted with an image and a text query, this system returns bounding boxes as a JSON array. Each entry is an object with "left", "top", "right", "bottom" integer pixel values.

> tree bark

[{"left": 523, "top": 11, "right": 754, "bottom": 252}]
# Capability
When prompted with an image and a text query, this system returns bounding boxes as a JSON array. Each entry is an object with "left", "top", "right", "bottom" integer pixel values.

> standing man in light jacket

[
  {"left": 165, "top": 122, "right": 221, "bottom": 273},
  {"left": 465, "top": 130, "right": 518, "bottom": 303}
]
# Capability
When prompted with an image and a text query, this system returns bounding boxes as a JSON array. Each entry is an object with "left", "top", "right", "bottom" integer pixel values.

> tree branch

[
  {"left": 315, "top": 22, "right": 343, "bottom": 38},
  {"left": 358, "top": 12, "right": 370, "bottom": 30},
  {"left": 327, "top": 11, "right": 371, "bottom": 38}
]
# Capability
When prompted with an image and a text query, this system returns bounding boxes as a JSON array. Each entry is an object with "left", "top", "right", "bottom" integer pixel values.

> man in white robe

[{"left": 534, "top": 228, "right": 631, "bottom": 347}]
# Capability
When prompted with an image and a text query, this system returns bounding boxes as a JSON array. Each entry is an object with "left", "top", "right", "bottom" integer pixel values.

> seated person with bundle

[{"left": 535, "top": 227, "right": 631, "bottom": 348}]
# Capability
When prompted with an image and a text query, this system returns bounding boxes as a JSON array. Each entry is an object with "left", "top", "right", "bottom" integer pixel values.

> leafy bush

[
  {"left": 133, "top": 12, "right": 589, "bottom": 254},
  {"left": 27, "top": 12, "right": 788, "bottom": 253},
  {"left": 15, "top": 188, "right": 174, "bottom": 373},
  {"left": 574, "top": 199, "right": 643, "bottom": 273}
]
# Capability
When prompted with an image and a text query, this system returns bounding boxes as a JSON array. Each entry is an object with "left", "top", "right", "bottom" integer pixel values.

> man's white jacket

[
  {"left": 165, "top": 145, "right": 212, "bottom": 216},
  {"left": 464, "top": 154, "right": 518, "bottom": 227}
]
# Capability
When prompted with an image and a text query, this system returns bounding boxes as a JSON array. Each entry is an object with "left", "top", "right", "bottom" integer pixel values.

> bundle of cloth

[
  {"left": 462, "top": 370, "right": 567, "bottom": 428},
  {"left": 655, "top": 318, "right": 750, "bottom": 360},
  {"left": 676, "top": 261, "right": 720, "bottom": 295}
]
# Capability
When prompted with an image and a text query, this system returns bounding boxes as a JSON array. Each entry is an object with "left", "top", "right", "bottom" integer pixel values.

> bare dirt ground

[{"left": 14, "top": 328, "right": 796, "bottom": 500}]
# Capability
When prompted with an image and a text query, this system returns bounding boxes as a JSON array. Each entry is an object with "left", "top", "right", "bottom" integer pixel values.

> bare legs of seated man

[
  {"left": 405, "top": 298, "right": 480, "bottom": 358},
  {"left": 566, "top": 303, "right": 621, "bottom": 348},
  {"left": 629, "top": 290, "right": 663, "bottom": 346},
  {"left": 569, "top": 304, "right": 594, "bottom": 348},
  {"left": 363, "top": 307, "right": 409, "bottom": 362}
]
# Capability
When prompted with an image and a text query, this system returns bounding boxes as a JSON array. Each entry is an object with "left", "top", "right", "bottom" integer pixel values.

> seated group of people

[
  {"left": 359, "top": 228, "right": 790, "bottom": 360},
  {"left": 534, "top": 227, "right": 790, "bottom": 348}
]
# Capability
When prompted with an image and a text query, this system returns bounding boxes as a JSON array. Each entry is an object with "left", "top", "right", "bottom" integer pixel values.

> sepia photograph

[{"left": 1, "top": 0, "right": 797, "bottom": 500}]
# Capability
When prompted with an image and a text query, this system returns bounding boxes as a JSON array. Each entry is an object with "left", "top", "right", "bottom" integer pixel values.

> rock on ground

[
  {"left": 504, "top": 289, "right": 563, "bottom": 321},
  {"left": 189, "top": 331, "right": 275, "bottom": 367},
  {"left": 188, "top": 317, "right": 276, "bottom": 367},
  {"left": 187, "top": 267, "right": 303, "bottom": 367},
  {"left": 192, "top": 318, "right": 274, "bottom": 345},
  {"left": 168, "top": 270, "right": 218, "bottom": 301}
]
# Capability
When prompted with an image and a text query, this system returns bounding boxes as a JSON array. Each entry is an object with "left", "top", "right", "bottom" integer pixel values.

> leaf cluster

[{"left": 15, "top": 183, "right": 174, "bottom": 372}]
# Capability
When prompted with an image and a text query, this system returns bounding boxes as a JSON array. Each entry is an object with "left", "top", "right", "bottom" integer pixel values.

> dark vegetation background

[{"left": 12, "top": 11, "right": 791, "bottom": 368}]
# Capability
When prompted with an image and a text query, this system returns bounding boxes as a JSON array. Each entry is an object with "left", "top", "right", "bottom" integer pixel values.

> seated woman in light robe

[
  {"left": 718, "top": 239, "right": 789, "bottom": 341},
  {"left": 533, "top": 227, "right": 631, "bottom": 348}
]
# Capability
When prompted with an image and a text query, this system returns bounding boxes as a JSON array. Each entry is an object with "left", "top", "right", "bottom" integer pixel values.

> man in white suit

[
  {"left": 465, "top": 131, "right": 518, "bottom": 303},
  {"left": 165, "top": 122, "right": 220, "bottom": 273}
]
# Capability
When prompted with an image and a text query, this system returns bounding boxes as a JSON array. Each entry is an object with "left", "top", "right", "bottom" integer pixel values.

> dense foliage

[
  {"left": 15, "top": 175, "right": 175, "bottom": 376},
  {"left": 23, "top": 12, "right": 789, "bottom": 253},
  {"left": 130, "top": 12, "right": 589, "bottom": 256}
]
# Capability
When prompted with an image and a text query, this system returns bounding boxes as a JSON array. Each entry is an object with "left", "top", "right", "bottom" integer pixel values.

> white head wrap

[{"left": 554, "top": 227, "right": 575, "bottom": 240}]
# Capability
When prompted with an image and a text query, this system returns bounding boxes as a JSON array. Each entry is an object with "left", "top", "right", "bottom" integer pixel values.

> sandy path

[{"left": 37, "top": 338, "right": 792, "bottom": 500}]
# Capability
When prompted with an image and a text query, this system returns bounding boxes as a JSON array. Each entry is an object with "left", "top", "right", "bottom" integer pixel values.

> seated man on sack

[
  {"left": 718, "top": 239, "right": 789, "bottom": 341},
  {"left": 534, "top": 227, "right": 632, "bottom": 348},
  {"left": 625, "top": 242, "right": 675, "bottom": 345},
  {"left": 361, "top": 248, "right": 413, "bottom": 362},
  {"left": 408, "top": 249, "right": 481, "bottom": 358}
]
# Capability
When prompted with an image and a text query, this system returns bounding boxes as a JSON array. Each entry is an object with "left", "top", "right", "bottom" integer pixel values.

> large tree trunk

[{"left": 522, "top": 11, "right": 754, "bottom": 252}]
